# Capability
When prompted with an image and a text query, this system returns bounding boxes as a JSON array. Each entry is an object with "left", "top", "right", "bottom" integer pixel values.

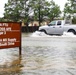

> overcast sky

[
  {"left": 53, "top": 0, "right": 67, "bottom": 10},
  {"left": 0, "top": 0, "right": 67, "bottom": 17}
]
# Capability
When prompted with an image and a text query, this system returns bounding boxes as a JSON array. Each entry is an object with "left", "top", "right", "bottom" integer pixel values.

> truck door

[
  {"left": 54, "top": 21, "right": 63, "bottom": 34},
  {"left": 48, "top": 21, "right": 57, "bottom": 34}
]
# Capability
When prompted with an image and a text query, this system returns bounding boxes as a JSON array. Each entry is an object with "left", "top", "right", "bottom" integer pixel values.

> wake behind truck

[{"left": 39, "top": 20, "right": 76, "bottom": 35}]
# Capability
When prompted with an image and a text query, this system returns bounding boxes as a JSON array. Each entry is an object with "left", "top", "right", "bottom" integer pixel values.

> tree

[
  {"left": 28, "top": 0, "right": 51, "bottom": 25},
  {"left": 64, "top": 0, "right": 76, "bottom": 24},
  {"left": 48, "top": 0, "right": 61, "bottom": 21},
  {"left": 29, "top": 0, "right": 61, "bottom": 22},
  {"left": 4, "top": 0, "right": 61, "bottom": 23},
  {"left": 4, "top": 0, "right": 29, "bottom": 22},
  {"left": 64, "top": 0, "right": 76, "bottom": 18}
]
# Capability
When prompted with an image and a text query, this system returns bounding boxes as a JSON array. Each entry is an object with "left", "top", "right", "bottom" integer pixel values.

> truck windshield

[{"left": 48, "top": 21, "right": 56, "bottom": 26}]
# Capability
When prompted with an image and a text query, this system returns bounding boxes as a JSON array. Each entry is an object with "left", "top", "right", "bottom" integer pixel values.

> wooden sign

[{"left": 0, "top": 22, "right": 21, "bottom": 54}]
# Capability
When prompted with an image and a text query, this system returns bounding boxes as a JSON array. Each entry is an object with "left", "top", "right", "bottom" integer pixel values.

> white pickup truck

[{"left": 39, "top": 20, "right": 76, "bottom": 35}]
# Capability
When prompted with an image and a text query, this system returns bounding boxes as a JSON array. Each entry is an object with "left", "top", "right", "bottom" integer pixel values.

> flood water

[{"left": 0, "top": 31, "right": 76, "bottom": 75}]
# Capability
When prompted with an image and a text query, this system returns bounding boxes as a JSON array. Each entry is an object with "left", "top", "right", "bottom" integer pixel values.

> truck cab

[
  {"left": 47, "top": 20, "right": 64, "bottom": 34},
  {"left": 39, "top": 20, "right": 64, "bottom": 35}
]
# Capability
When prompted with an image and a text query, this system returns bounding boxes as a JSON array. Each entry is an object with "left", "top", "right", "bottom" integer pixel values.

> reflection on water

[{"left": 0, "top": 32, "right": 76, "bottom": 75}]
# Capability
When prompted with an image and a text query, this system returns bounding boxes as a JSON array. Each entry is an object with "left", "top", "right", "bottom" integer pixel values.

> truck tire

[
  {"left": 68, "top": 29, "right": 76, "bottom": 34},
  {"left": 40, "top": 29, "right": 47, "bottom": 34}
]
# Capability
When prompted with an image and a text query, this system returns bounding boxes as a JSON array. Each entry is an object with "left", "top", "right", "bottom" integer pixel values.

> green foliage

[
  {"left": 29, "top": 0, "right": 61, "bottom": 21},
  {"left": 4, "top": 0, "right": 61, "bottom": 22},
  {"left": 64, "top": 0, "right": 76, "bottom": 17},
  {"left": 4, "top": 0, "right": 29, "bottom": 22},
  {"left": 64, "top": 0, "right": 76, "bottom": 23},
  {"left": 48, "top": 0, "right": 61, "bottom": 21}
]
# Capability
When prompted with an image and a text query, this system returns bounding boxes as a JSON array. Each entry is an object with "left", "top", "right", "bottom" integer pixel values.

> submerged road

[{"left": 0, "top": 32, "right": 76, "bottom": 75}]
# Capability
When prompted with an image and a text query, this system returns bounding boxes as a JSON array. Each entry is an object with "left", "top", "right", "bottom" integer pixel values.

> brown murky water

[{"left": 0, "top": 32, "right": 76, "bottom": 75}]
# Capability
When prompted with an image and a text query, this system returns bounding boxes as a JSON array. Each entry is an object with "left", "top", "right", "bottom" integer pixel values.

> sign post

[{"left": 0, "top": 22, "right": 21, "bottom": 55}]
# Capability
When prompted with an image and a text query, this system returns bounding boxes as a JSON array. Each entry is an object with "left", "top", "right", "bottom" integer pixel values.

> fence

[{"left": 21, "top": 26, "right": 39, "bottom": 32}]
